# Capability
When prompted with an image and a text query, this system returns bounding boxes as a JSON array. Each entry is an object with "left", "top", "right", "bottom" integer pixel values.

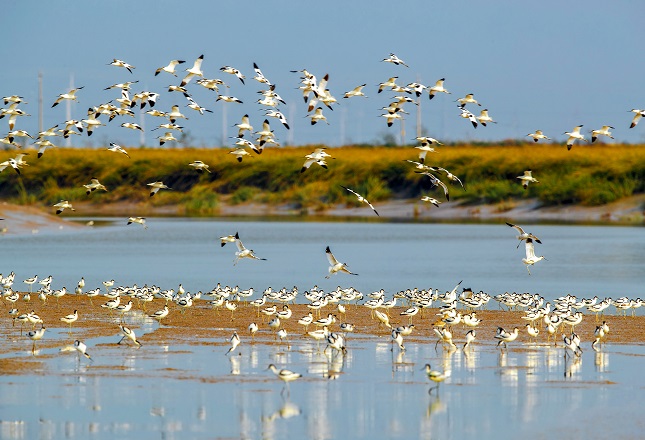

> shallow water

[
  {"left": 1, "top": 219, "right": 644, "bottom": 439},
  {"left": 1, "top": 218, "right": 643, "bottom": 301},
  {"left": 1, "top": 326, "right": 644, "bottom": 440}
]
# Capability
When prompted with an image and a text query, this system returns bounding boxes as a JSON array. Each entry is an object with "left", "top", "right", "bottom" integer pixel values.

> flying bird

[
  {"left": 629, "top": 109, "right": 645, "bottom": 128},
  {"left": 459, "top": 107, "right": 478, "bottom": 128},
  {"left": 109, "top": 59, "right": 135, "bottom": 73},
  {"left": 591, "top": 125, "right": 614, "bottom": 143},
  {"left": 428, "top": 78, "right": 450, "bottom": 99},
  {"left": 155, "top": 59, "right": 185, "bottom": 76},
  {"left": 220, "top": 65, "right": 246, "bottom": 84},
  {"left": 522, "top": 238, "right": 546, "bottom": 275},
  {"left": 382, "top": 53, "right": 409, "bottom": 67},
  {"left": 526, "top": 130, "right": 551, "bottom": 143},
  {"left": 325, "top": 246, "right": 358, "bottom": 279},
  {"left": 517, "top": 170, "right": 538, "bottom": 189},
  {"left": 340, "top": 185, "right": 379, "bottom": 216},
  {"left": 564, "top": 125, "right": 587, "bottom": 150},
  {"left": 506, "top": 222, "right": 542, "bottom": 248},
  {"left": 53, "top": 200, "right": 75, "bottom": 215},
  {"left": 181, "top": 54, "right": 204, "bottom": 86},
  {"left": 233, "top": 232, "right": 267, "bottom": 265},
  {"left": 147, "top": 181, "right": 171, "bottom": 197},
  {"left": 343, "top": 84, "right": 367, "bottom": 98},
  {"left": 127, "top": 217, "right": 148, "bottom": 229},
  {"left": 107, "top": 142, "right": 130, "bottom": 158}
]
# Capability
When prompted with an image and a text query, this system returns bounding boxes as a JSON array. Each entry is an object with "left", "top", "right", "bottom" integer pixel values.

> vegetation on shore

[{"left": 0, "top": 143, "right": 643, "bottom": 215}]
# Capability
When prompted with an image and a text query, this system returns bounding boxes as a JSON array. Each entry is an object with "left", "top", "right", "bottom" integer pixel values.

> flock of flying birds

[{"left": 1, "top": 52, "right": 642, "bottom": 390}]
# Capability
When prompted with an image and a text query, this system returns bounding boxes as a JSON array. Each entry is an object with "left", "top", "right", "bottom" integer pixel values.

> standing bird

[
  {"left": 267, "top": 364, "right": 301, "bottom": 384},
  {"left": 422, "top": 364, "right": 451, "bottom": 394},
  {"left": 118, "top": 325, "right": 141, "bottom": 347},
  {"left": 522, "top": 238, "right": 546, "bottom": 275},
  {"left": 517, "top": 170, "right": 539, "bottom": 189},
  {"left": 225, "top": 331, "right": 241, "bottom": 355},
  {"left": 149, "top": 305, "right": 169, "bottom": 324},
  {"left": 233, "top": 233, "right": 267, "bottom": 265},
  {"left": 463, "top": 329, "right": 476, "bottom": 350},
  {"left": 74, "top": 340, "right": 92, "bottom": 360},
  {"left": 325, "top": 246, "right": 358, "bottom": 278},
  {"left": 60, "top": 310, "right": 78, "bottom": 331},
  {"left": 506, "top": 222, "right": 542, "bottom": 248},
  {"left": 27, "top": 326, "right": 46, "bottom": 354},
  {"left": 340, "top": 185, "right": 379, "bottom": 216},
  {"left": 564, "top": 125, "right": 587, "bottom": 150},
  {"left": 495, "top": 327, "right": 519, "bottom": 348}
]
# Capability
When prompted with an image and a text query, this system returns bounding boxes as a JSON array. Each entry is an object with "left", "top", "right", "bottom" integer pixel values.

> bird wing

[
  {"left": 506, "top": 222, "right": 526, "bottom": 235},
  {"left": 326, "top": 246, "right": 340, "bottom": 266},
  {"left": 235, "top": 236, "right": 246, "bottom": 252},
  {"left": 341, "top": 185, "right": 360, "bottom": 198}
]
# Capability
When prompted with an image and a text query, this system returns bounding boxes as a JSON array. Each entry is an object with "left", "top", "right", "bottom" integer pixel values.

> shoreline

[{"left": 1, "top": 196, "right": 643, "bottom": 235}]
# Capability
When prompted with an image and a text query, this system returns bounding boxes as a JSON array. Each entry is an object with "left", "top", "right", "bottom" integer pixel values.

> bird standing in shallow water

[
  {"left": 226, "top": 331, "right": 241, "bottom": 355},
  {"left": 423, "top": 364, "right": 451, "bottom": 394}
]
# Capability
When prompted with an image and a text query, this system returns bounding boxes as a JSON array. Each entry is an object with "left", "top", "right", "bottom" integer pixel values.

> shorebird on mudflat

[{"left": 423, "top": 364, "right": 451, "bottom": 394}]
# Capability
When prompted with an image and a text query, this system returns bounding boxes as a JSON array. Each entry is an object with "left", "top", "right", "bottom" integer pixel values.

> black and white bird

[
  {"left": 522, "top": 238, "right": 546, "bottom": 275},
  {"left": 155, "top": 59, "right": 185, "bottom": 77},
  {"left": 564, "top": 125, "right": 587, "bottom": 150},
  {"left": 459, "top": 107, "right": 478, "bottom": 128},
  {"left": 629, "top": 109, "right": 645, "bottom": 128},
  {"left": 340, "top": 186, "right": 379, "bottom": 216},
  {"left": 591, "top": 125, "right": 614, "bottom": 143},
  {"left": 382, "top": 53, "right": 409, "bottom": 67},
  {"left": 220, "top": 65, "right": 245, "bottom": 84},
  {"left": 325, "top": 246, "right": 358, "bottom": 279},
  {"left": 225, "top": 331, "right": 241, "bottom": 355},
  {"left": 526, "top": 130, "right": 551, "bottom": 143},
  {"left": 233, "top": 232, "right": 267, "bottom": 265},
  {"left": 109, "top": 59, "right": 135, "bottom": 73},
  {"left": 180, "top": 54, "right": 204, "bottom": 86},
  {"left": 147, "top": 181, "right": 171, "bottom": 197},
  {"left": 506, "top": 222, "right": 542, "bottom": 248},
  {"left": 517, "top": 170, "right": 539, "bottom": 189}
]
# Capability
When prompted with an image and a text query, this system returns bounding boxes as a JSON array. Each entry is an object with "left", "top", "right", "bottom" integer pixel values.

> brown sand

[{"left": 2, "top": 294, "right": 643, "bottom": 358}]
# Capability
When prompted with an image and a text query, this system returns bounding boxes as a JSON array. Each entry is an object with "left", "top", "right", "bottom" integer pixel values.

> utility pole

[{"left": 38, "top": 72, "right": 43, "bottom": 134}]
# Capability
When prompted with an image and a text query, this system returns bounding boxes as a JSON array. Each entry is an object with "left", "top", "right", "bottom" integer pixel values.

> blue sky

[{"left": 3, "top": 1, "right": 645, "bottom": 148}]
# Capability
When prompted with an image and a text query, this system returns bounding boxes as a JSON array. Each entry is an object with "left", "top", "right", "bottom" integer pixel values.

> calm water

[
  {"left": 1, "top": 219, "right": 644, "bottom": 439},
  {"left": 1, "top": 218, "right": 644, "bottom": 300}
]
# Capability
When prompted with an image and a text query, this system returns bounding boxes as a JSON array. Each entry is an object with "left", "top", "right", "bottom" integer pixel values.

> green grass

[{"left": 1, "top": 143, "right": 644, "bottom": 214}]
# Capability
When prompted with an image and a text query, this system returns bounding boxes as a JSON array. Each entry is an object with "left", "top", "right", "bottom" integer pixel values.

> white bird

[
  {"left": 127, "top": 217, "right": 148, "bottom": 229},
  {"left": 325, "top": 246, "right": 358, "bottom": 279},
  {"left": 121, "top": 122, "right": 144, "bottom": 131},
  {"left": 149, "top": 305, "right": 169, "bottom": 323},
  {"left": 118, "top": 325, "right": 141, "bottom": 347},
  {"left": 591, "top": 125, "right": 614, "bottom": 143},
  {"left": 225, "top": 331, "right": 241, "bottom": 355},
  {"left": 27, "top": 326, "right": 46, "bottom": 353},
  {"left": 428, "top": 78, "right": 450, "bottom": 99},
  {"left": 477, "top": 109, "right": 496, "bottom": 126},
  {"left": 506, "top": 222, "right": 542, "bottom": 248},
  {"left": 188, "top": 160, "right": 210, "bottom": 173},
  {"left": 147, "top": 181, "right": 171, "bottom": 197},
  {"left": 157, "top": 131, "right": 177, "bottom": 146},
  {"left": 340, "top": 185, "right": 379, "bottom": 216},
  {"left": 109, "top": 58, "right": 135, "bottom": 73},
  {"left": 267, "top": 364, "right": 301, "bottom": 384},
  {"left": 517, "top": 170, "right": 539, "bottom": 189},
  {"left": 107, "top": 142, "right": 130, "bottom": 158},
  {"left": 233, "top": 232, "right": 267, "bottom": 265},
  {"left": 309, "top": 107, "right": 329, "bottom": 125},
  {"left": 459, "top": 107, "right": 478, "bottom": 128},
  {"left": 155, "top": 59, "right": 185, "bottom": 76},
  {"left": 74, "top": 339, "right": 92, "bottom": 360},
  {"left": 526, "top": 130, "right": 551, "bottom": 143},
  {"left": 167, "top": 105, "right": 188, "bottom": 123},
  {"left": 220, "top": 65, "right": 245, "bottom": 84},
  {"left": 343, "top": 84, "right": 367, "bottom": 99},
  {"left": 522, "top": 238, "right": 546, "bottom": 275},
  {"left": 381, "top": 112, "right": 402, "bottom": 127},
  {"left": 84, "top": 178, "right": 107, "bottom": 195},
  {"left": 60, "top": 309, "right": 78, "bottom": 330},
  {"left": 417, "top": 171, "right": 450, "bottom": 201},
  {"left": 52, "top": 87, "right": 83, "bottom": 108},
  {"left": 495, "top": 326, "right": 519, "bottom": 348},
  {"left": 382, "top": 53, "right": 409, "bottom": 67},
  {"left": 216, "top": 95, "right": 243, "bottom": 104},
  {"left": 229, "top": 147, "right": 252, "bottom": 163},
  {"left": 463, "top": 329, "right": 476, "bottom": 350},
  {"left": 181, "top": 54, "right": 204, "bottom": 86},
  {"left": 456, "top": 93, "right": 481, "bottom": 108},
  {"left": 53, "top": 200, "right": 75, "bottom": 215},
  {"left": 219, "top": 232, "right": 237, "bottom": 247},
  {"left": 253, "top": 62, "right": 272, "bottom": 86},
  {"left": 564, "top": 125, "right": 587, "bottom": 150},
  {"left": 629, "top": 109, "right": 645, "bottom": 128},
  {"left": 234, "top": 114, "right": 254, "bottom": 137},
  {"left": 421, "top": 196, "right": 442, "bottom": 207},
  {"left": 265, "top": 110, "right": 290, "bottom": 130},
  {"left": 423, "top": 364, "right": 451, "bottom": 393}
]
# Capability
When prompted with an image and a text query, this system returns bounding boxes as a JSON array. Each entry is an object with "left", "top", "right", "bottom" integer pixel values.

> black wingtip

[{"left": 325, "top": 246, "right": 331, "bottom": 253}]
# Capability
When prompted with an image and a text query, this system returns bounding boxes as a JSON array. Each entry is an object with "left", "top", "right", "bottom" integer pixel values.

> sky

[{"left": 3, "top": 1, "right": 645, "bottom": 148}]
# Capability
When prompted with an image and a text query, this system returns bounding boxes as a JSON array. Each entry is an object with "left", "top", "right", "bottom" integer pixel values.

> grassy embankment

[{"left": 0, "top": 143, "right": 643, "bottom": 216}]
